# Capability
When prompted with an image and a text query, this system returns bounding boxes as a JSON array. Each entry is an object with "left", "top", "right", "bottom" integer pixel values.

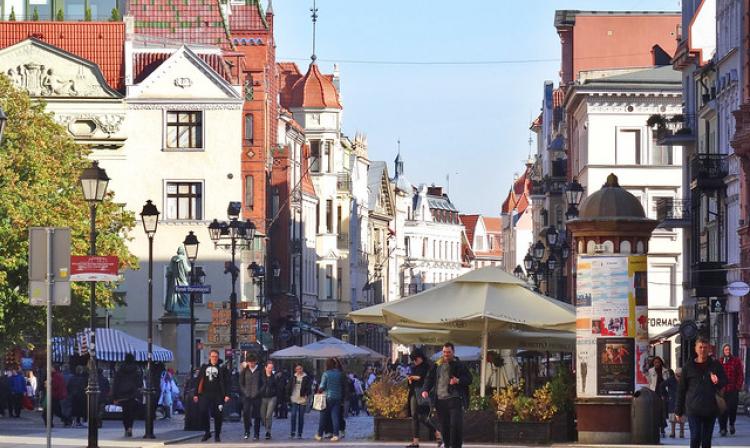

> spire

[
  {"left": 395, "top": 139, "right": 404, "bottom": 176},
  {"left": 310, "top": 0, "right": 318, "bottom": 63}
]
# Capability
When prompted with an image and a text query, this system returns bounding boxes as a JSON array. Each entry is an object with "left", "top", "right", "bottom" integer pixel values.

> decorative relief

[
  {"left": 174, "top": 77, "right": 193, "bottom": 88},
  {"left": 127, "top": 103, "right": 242, "bottom": 111},
  {"left": 56, "top": 113, "right": 126, "bottom": 135},
  {"left": 244, "top": 74, "right": 254, "bottom": 101},
  {"left": 6, "top": 63, "right": 79, "bottom": 97}
]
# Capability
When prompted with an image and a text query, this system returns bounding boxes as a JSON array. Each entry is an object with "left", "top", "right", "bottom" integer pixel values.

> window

[
  {"left": 166, "top": 182, "right": 202, "bottom": 220},
  {"left": 651, "top": 141, "right": 674, "bottom": 165},
  {"left": 310, "top": 140, "right": 321, "bottom": 172},
  {"left": 327, "top": 141, "right": 335, "bottom": 173},
  {"left": 422, "top": 238, "right": 428, "bottom": 257},
  {"left": 245, "top": 175, "right": 254, "bottom": 209},
  {"left": 617, "top": 129, "right": 642, "bottom": 164},
  {"left": 325, "top": 265, "right": 333, "bottom": 299},
  {"left": 337, "top": 267, "right": 343, "bottom": 300},
  {"left": 316, "top": 203, "right": 321, "bottom": 233},
  {"left": 271, "top": 187, "right": 279, "bottom": 218},
  {"left": 326, "top": 200, "right": 333, "bottom": 233},
  {"left": 244, "top": 114, "right": 254, "bottom": 142},
  {"left": 405, "top": 237, "right": 410, "bottom": 257},
  {"left": 337, "top": 204, "right": 343, "bottom": 234},
  {"left": 166, "top": 111, "right": 202, "bottom": 149},
  {"left": 653, "top": 196, "right": 674, "bottom": 220}
]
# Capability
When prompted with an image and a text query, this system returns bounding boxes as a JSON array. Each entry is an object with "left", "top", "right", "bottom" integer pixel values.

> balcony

[
  {"left": 652, "top": 114, "right": 697, "bottom": 146},
  {"left": 654, "top": 199, "right": 691, "bottom": 228},
  {"left": 690, "top": 261, "right": 727, "bottom": 298},
  {"left": 690, "top": 154, "right": 728, "bottom": 190},
  {"left": 336, "top": 173, "right": 352, "bottom": 193},
  {"left": 337, "top": 233, "right": 349, "bottom": 251},
  {"left": 530, "top": 179, "right": 545, "bottom": 198}
]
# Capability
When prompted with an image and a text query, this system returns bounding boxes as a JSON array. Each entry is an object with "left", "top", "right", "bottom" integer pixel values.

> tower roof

[{"left": 287, "top": 63, "right": 341, "bottom": 109}]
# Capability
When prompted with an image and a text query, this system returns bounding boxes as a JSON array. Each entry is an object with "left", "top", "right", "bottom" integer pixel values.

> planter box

[
  {"left": 373, "top": 417, "right": 432, "bottom": 441},
  {"left": 550, "top": 412, "right": 575, "bottom": 442},
  {"left": 496, "top": 420, "right": 552, "bottom": 445},
  {"left": 464, "top": 410, "right": 496, "bottom": 443}
]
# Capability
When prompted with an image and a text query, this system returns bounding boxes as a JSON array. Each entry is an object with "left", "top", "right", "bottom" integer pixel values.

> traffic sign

[
  {"left": 70, "top": 255, "right": 119, "bottom": 281},
  {"left": 28, "top": 227, "right": 71, "bottom": 306},
  {"left": 175, "top": 285, "right": 211, "bottom": 294},
  {"left": 728, "top": 281, "right": 750, "bottom": 297}
]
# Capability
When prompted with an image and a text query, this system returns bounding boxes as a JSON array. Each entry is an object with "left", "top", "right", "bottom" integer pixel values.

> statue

[{"left": 164, "top": 246, "right": 191, "bottom": 316}]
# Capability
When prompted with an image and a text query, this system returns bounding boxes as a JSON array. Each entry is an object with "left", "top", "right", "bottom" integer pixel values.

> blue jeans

[
  {"left": 688, "top": 415, "right": 716, "bottom": 448},
  {"left": 290, "top": 403, "right": 305, "bottom": 436},
  {"left": 317, "top": 398, "right": 341, "bottom": 437}
]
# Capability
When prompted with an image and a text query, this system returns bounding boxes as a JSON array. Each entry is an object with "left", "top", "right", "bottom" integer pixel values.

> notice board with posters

[{"left": 576, "top": 255, "right": 648, "bottom": 397}]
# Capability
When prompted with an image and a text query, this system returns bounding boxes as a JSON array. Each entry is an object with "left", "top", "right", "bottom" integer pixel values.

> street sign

[
  {"left": 175, "top": 285, "right": 211, "bottom": 294},
  {"left": 28, "top": 227, "right": 71, "bottom": 306},
  {"left": 710, "top": 298, "right": 727, "bottom": 313},
  {"left": 70, "top": 255, "right": 119, "bottom": 281},
  {"left": 728, "top": 281, "right": 750, "bottom": 297}
]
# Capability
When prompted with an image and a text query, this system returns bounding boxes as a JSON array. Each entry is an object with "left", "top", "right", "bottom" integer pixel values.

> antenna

[
  {"left": 310, "top": 0, "right": 318, "bottom": 63},
  {"left": 397, "top": 138, "right": 401, "bottom": 155}
]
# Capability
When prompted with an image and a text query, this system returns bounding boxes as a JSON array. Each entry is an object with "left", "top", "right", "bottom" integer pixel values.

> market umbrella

[
  {"left": 77, "top": 328, "right": 173, "bottom": 362},
  {"left": 349, "top": 302, "right": 387, "bottom": 325},
  {"left": 303, "top": 337, "right": 371, "bottom": 359},
  {"left": 388, "top": 327, "right": 575, "bottom": 352},
  {"left": 269, "top": 345, "right": 315, "bottom": 360}
]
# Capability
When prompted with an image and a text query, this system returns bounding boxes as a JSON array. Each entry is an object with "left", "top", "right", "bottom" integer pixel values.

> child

[{"left": 663, "top": 368, "right": 683, "bottom": 438}]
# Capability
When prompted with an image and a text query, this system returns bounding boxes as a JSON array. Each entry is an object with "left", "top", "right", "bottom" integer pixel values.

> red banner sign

[{"left": 70, "top": 256, "right": 119, "bottom": 282}]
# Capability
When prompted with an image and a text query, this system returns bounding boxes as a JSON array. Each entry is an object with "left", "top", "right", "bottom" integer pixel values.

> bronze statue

[{"left": 164, "top": 246, "right": 191, "bottom": 316}]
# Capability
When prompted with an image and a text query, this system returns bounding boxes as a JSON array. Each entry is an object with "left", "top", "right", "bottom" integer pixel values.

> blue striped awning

[
  {"left": 51, "top": 337, "right": 77, "bottom": 363},
  {"left": 77, "top": 328, "right": 173, "bottom": 363}
]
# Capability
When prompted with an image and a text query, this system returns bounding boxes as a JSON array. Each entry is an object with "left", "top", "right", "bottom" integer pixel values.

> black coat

[
  {"left": 676, "top": 356, "right": 727, "bottom": 417},
  {"left": 285, "top": 374, "right": 313, "bottom": 401},
  {"left": 423, "top": 357, "right": 472, "bottom": 403},
  {"left": 239, "top": 365, "right": 264, "bottom": 399},
  {"left": 260, "top": 373, "right": 279, "bottom": 398},
  {"left": 407, "top": 361, "right": 431, "bottom": 398},
  {"left": 113, "top": 362, "right": 143, "bottom": 401},
  {"left": 196, "top": 362, "right": 229, "bottom": 399}
]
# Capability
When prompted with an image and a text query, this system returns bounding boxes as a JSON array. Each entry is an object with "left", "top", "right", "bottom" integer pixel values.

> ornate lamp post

[
  {"left": 532, "top": 240, "right": 546, "bottom": 262},
  {"left": 208, "top": 202, "right": 256, "bottom": 352},
  {"left": 183, "top": 231, "right": 199, "bottom": 371},
  {"left": 79, "top": 161, "right": 109, "bottom": 448},
  {"left": 139, "top": 200, "right": 159, "bottom": 439},
  {"left": 0, "top": 106, "right": 7, "bottom": 143},
  {"left": 565, "top": 178, "right": 584, "bottom": 220}
]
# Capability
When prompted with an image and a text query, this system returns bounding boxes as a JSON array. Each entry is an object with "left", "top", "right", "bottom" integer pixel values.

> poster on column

[
  {"left": 591, "top": 257, "right": 630, "bottom": 337},
  {"left": 597, "top": 337, "right": 635, "bottom": 395},
  {"left": 576, "top": 338, "right": 596, "bottom": 396},
  {"left": 628, "top": 255, "right": 649, "bottom": 388}
]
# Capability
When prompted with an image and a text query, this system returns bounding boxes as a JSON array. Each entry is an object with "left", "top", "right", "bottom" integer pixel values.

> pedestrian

[
  {"left": 663, "top": 368, "right": 683, "bottom": 438},
  {"left": 26, "top": 370, "right": 38, "bottom": 409},
  {"left": 718, "top": 343, "right": 744, "bottom": 436},
  {"left": 422, "top": 342, "right": 472, "bottom": 448},
  {"left": 260, "top": 360, "right": 279, "bottom": 439},
  {"left": 0, "top": 370, "right": 9, "bottom": 417},
  {"left": 158, "top": 369, "right": 180, "bottom": 420},
  {"left": 675, "top": 336, "right": 728, "bottom": 448},
  {"left": 239, "top": 353, "right": 263, "bottom": 440},
  {"left": 351, "top": 374, "right": 363, "bottom": 416},
  {"left": 275, "top": 368, "right": 289, "bottom": 419},
  {"left": 8, "top": 368, "right": 26, "bottom": 418},
  {"left": 286, "top": 362, "right": 312, "bottom": 439},
  {"left": 406, "top": 348, "right": 442, "bottom": 448},
  {"left": 112, "top": 353, "right": 143, "bottom": 437},
  {"left": 42, "top": 365, "right": 68, "bottom": 427},
  {"left": 315, "top": 357, "right": 344, "bottom": 442},
  {"left": 648, "top": 356, "right": 668, "bottom": 437},
  {"left": 337, "top": 359, "right": 351, "bottom": 438},
  {"left": 193, "top": 349, "right": 230, "bottom": 442},
  {"left": 68, "top": 366, "right": 87, "bottom": 426}
]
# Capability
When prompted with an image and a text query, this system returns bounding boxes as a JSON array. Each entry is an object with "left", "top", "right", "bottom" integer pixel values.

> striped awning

[
  {"left": 51, "top": 337, "right": 77, "bottom": 363},
  {"left": 77, "top": 328, "right": 173, "bottom": 363}
]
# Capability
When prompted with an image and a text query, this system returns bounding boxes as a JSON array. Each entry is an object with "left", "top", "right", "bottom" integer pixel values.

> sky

[{"left": 271, "top": 0, "right": 682, "bottom": 216}]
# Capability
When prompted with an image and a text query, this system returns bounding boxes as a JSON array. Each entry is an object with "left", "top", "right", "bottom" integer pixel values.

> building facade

[{"left": 460, "top": 215, "right": 503, "bottom": 269}]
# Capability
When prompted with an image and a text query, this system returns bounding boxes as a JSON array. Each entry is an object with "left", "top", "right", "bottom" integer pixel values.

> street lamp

[
  {"left": 565, "top": 178, "right": 584, "bottom": 219},
  {"left": 545, "top": 226, "right": 558, "bottom": 247},
  {"left": 208, "top": 206, "right": 256, "bottom": 352},
  {"left": 183, "top": 231, "right": 199, "bottom": 371},
  {"left": 523, "top": 253, "right": 534, "bottom": 273},
  {"left": 532, "top": 240, "right": 546, "bottom": 261},
  {"left": 139, "top": 200, "right": 159, "bottom": 439},
  {"left": 513, "top": 265, "right": 525, "bottom": 279},
  {"left": 79, "top": 160, "right": 109, "bottom": 448},
  {"left": 0, "top": 106, "right": 7, "bottom": 144},
  {"left": 560, "top": 241, "right": 571, "bottom": 260}
]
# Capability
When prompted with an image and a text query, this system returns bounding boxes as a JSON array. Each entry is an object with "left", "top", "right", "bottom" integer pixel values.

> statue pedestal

[{"left": 160, "top": 314, "right": 191, "bottom": 373}]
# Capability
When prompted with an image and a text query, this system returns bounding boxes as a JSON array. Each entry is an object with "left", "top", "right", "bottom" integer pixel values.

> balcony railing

[
  {"left": 654, "top": 198, "right": 691, "bottom": 228},
  {"left": 337, "top": 233, "right": 349, "bottom": 250},
  {"left": 653, "top": 114, "right": 697, "bottom": 145},
  {"left": 530, "top": 180, "right": 544, "bottom": 197},
  {"left": 690, "top": 154, "right": 728, "bottom": 190},
  {"left": 337, "top": 173, "right": 352, "bottom": 193}
]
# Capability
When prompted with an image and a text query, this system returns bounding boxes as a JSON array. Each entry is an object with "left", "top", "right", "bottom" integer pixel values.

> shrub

[{"left": 364, "top": 372, "right": 409, "bottom": 418}]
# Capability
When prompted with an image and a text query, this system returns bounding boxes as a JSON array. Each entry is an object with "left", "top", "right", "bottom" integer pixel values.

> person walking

[
  {"left": 68, "top": 366, "right": 87, "bottom": 426},
  {"left": 315, "top": 358, "right": 345, "bottom": 442},
  {"left": 0, "top": 370, "right": 10, "bottom": 417},
  {"left": 406, "top": 348, "right": 441, "bottom": 448},
  {"left": 158, "top": 369, "right": 180, "bottom": 420},
  {"left": 718, "top": 344, "right": 744, "bottom": 436},
  {"left": 112, "top": 354, "right": 143, "bottom": 437},
  {"left": 260, "top": 360, "right": 279, "bottom": 440},
  {"left": 422, "top": 342, "right": 472, "bottom": 448},
  {"left": 648, "top": 356, "right": 668, "bottom": 437},
  {"left": 275, "top": 369, "right": 289, "bottom": 419},
  {"left": 351, "top": 374, "right": 363, "bottom": 416},
  {"left": 675, "top": 336, "right": 728, "bottom": 448},
  {"left": 193, "top": 350, "right": 230, "bottom": 442},
  {"left": 239, "top": 354, "right": 263, "bottom": 440},
  {"left": 42, "top": 365, "right": 68, "bottom": 427},
  {"left": 287, "top": 363, "right": 312, "bottom": 439},
  {"left": 26, "top": 370, "right": 38, "bottom": 410},
  {"left": 8, "top": 368, "right": 26, "bottom": 418},
  {"left": 664, "top": 368, "right": 683, "bottom": 438}
]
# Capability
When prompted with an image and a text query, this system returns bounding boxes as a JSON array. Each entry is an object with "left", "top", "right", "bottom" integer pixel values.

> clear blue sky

[{"left": 271, "top": 0, "right": 681, "bottom": 215}]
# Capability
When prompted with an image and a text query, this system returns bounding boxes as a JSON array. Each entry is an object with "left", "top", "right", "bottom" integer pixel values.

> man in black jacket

[
  {"left": 112, "top": 353, "right": 143, "bottom": 437},
  {"left": 239, "top": 353, "right": 264, "bottom": 440},
  {"left": 422, "top": 342, "right": 472, "bottom": 448},
  {"left": 675, "top": 336, "right": 728, "bottom": 448},
  {"left": 193, "top": 350, "right": 229, "bottom": 442}
]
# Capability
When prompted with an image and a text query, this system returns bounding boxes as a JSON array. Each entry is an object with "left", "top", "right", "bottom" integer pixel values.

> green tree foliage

[
  {"left": 0, "top": 76, "right": 137, "bottom": 352},
  {"left": 110, "top": 7, "right": 121, "bottom": 21},
  {"left": 8, "top": 6, "right": 16, "bottom": 21},
  {"left": 55, "top": 9, "right": 64, "bottom": 21},
  {"left": 31, "top": 7, "right": 39, "bottom": 21},
  {"left": 84, "top": 7, "right": 92, "bottom": 21}
]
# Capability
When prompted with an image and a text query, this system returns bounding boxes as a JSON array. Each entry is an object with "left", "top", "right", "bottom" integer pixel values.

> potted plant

[
  {"left": 463, "top": 374, "right": 497, "bottom": 442},
  {"left": 494, "top": 381, "right": 559, "bottom": 444},
  {"left": 365, "top": 373, "right": 411, "bottom": 441},
  {"left": 548, "top": 369, "right": 576, "bottom": 441}
]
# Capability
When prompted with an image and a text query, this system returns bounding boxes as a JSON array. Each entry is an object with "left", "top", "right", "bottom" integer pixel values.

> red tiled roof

[
  {"left": 129, "top": 0, "right": 232, "bottom": 49},
  {"left": 0, "top": 22, "right": 125, "bottom": 91},
  {"left": 133, "top": 51, "right": 232, "bottom": 84},
  {"left": 459, "top": 214, "right": 480, "bottom": 249},
  {"left": 284, "top": 63, "right": 341, "bottom": 109},
  {"left": 483, "top": 217, "right": 502, "bottom": 233},
  {"left": 228, "top": 4, "right": 268, "bottom": 32},
  {"left": 501, "top": 166, "right": 533, "bottom": 214},
  {"left": 278, "top": 61, "right": 302, "bottom": 108},
  {"left": 530, "top": 113, "right": 542, "bottom": 129}
]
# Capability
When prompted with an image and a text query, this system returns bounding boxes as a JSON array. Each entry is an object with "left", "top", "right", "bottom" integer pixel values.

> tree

[
  {"left": 8, "top": 6, "right": 16, "bottom": 21},
  {"left": 55, "top": 9, "right": 64, "bottom": 21},
  {"left": 0, "top": 76, "right": 137, "bottom": 353},
  {"left": 31, "top": 7, "right": 39, "bottom": 21},
  {"left": 110, "top": 7, "right": 121, "bottom": 21},
  {"left": 84, "top": 7, "right": 92, "bottom": 21}
]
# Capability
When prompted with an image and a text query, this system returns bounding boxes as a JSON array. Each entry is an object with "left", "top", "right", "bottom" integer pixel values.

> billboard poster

[
  {"left": 576, "top": 338, "right": 596, "bottom": 396},
  {"left": 597, "top": 337, "right": 635, "bottom": 395}
]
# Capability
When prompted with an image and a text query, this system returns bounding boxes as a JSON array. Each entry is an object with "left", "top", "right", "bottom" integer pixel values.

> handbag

[
  {"left": 416, "top": 391, "right": 431, "bottom": 408},
  {"left": 312, "top": 393, "right": 327, "bottom": 411},
  {"left": 716, "top": 393, "right": 727, "bottom": 415}
]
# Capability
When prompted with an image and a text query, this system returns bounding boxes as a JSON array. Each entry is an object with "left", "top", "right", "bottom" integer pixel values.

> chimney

[{"left": 427, "top": 186, "right": 443, "bottom": 197}]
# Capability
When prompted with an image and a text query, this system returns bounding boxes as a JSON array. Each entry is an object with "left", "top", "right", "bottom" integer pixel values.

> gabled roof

[
  {"left": 133, "top": 51, "right": 232, "bottom": 84},
  {"left": 0, "top": 22, "right": 125, "bottom": 91},
  {"left": 368, "top": 161, "right": 394, "bottom": 217},
  {"left": 501, "top": 166, "right": 533, "bottom": 215},
  {"left": 459, "top": 215, "right": 480, "bottom": 247},
  {"left": 128, "top": 0, "right": 232, "bottom": 49},
  {"left": 228, "top": 2, "right": 269, "bottom": 33},
  {"left": 483, "top": 217, "right": 502, "bottom": 233},
  {"left": 282, "top": 63, "right": 341, "bottom": 109}
]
